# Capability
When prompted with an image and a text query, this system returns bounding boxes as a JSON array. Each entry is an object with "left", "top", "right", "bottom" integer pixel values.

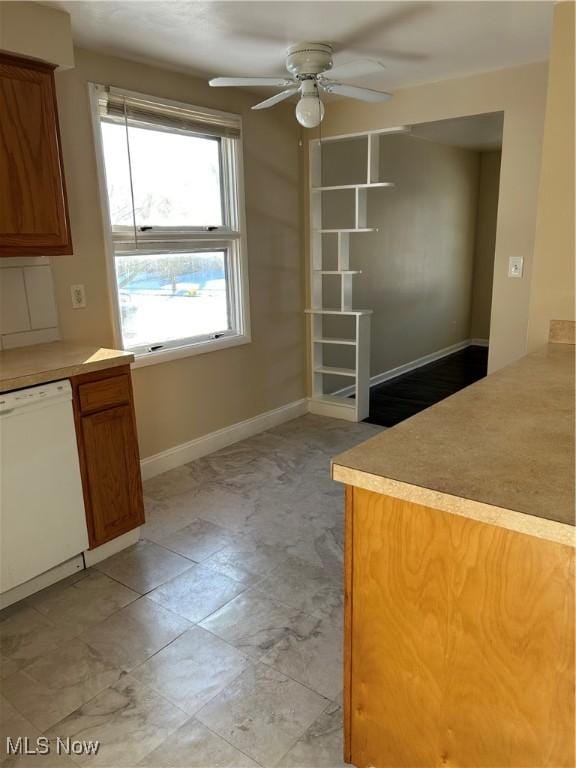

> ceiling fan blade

[
  {"left": 252, "top": 88, "right": 300, "bottom": 110},
  {"left": 321, "top": 82, "right": 392, "bottom": 103},
  {"left": 209, "top": 76, "right": 294, "bottom": 88},
  {"left": 327, "top": 59, "right": 386, "bottom": 80}
]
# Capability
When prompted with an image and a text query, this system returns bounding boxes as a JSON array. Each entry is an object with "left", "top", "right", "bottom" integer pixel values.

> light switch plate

[
  {"left": 71, "top": 284, "right": 87, "bottom": 309},
  {"left": 508, "top": 256, "right": 524, "bottom": 278}
]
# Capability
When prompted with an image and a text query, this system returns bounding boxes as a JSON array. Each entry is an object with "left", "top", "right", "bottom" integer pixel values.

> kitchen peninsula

[{"left": 333, "top": 332, "right": 575, "bottom": 768}]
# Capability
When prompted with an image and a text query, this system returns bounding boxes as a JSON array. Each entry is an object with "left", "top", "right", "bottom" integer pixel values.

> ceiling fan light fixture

[
  {"left": 295, "top": 95, "right": 325, "bottom": 129},
  {"left": 295, "top": 77, "right": 325, "bottom": 129}
]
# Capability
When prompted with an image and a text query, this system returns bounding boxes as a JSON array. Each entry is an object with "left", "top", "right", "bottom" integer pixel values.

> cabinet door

[
  {"left": 0, "top": 53, "right": 72, "bottom": 256},
  {"left": 81, "top": 404, "right": 144, "bottom": 547},
  {"left": 346, "top": 487, "right": 575, "bottom": 768}
]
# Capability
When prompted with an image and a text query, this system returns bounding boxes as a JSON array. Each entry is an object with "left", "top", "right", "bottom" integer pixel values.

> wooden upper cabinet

[{"left": 0, "top": 52, "right": 72, "bottom": 256}]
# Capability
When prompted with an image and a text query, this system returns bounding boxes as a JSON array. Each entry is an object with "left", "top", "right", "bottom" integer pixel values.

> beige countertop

[
  {"left": 333, "top": 343, "right": 575, "bottom": 546},
  {"left": 0, "top": 341, "right": 134, "bottom": 393}
]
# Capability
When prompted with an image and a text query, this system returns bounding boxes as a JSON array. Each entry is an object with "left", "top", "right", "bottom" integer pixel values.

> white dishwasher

[{"left": 0, "top": 380, "right": 89, "bottom": 594}]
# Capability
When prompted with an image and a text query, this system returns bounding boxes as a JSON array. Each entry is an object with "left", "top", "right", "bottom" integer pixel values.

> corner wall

[
  {"left": 528, "top": 1, "right": 575, "bottom": 349},
  {"left": 306, "top": 62, "right": 548, "bottom": 374},
  {"left": 0, "top": 1, "right": 74, "bottom": 68},
  {"left": 470, "top": 150, "right": 501, "bottom": 340}
]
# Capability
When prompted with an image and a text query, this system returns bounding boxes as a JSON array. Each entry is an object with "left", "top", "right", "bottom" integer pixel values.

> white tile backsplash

[
  {"left": 0, "top": 268, "right": 30, "bottom": 334},
  {"left": 24, "top": 266, "right": 58, "bottom": 329},
  {"left": 0, "top": 260, "right": 60, "bottom": 349},
  {"left": 1, "top": 328, "right": 61, "bottom": 350}
]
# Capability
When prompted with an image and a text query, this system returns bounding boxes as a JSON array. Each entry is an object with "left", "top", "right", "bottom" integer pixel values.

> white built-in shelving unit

[{"left": 307, "top": 126, "right": 408, "bottom": 422}]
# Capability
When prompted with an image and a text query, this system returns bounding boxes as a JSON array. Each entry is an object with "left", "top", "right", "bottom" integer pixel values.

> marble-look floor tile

[
  {"left": 222, "top": 489, "right": 343, "bottom": 572},
  {"left": 146, "top": 564, "right": 246, "bottom": 624},
  {"left": 94, "top": 541, "right": 194, "bottom": 594},
  {"left": 0, "top": 606, "right": 77, "bottom": 674},
  {"left": 186, "top": 488, "right": 257, "bottom": 532},
  {"left": 26, "top": 571, "right": 139, "bottom": 635},
  {"left": 253, "top": 557, "right": 343, "bottom": 625},
  {"left": 80, "top": 598, "right": 191, "bottom": 671},
  {"left": 48, "top": 673, "right": 188, "bottom": 767},
  {"left": 277, "top": 702, "right": 346, "bottom": 767},
  {"left": 201, "top": 536, "right": 289, "bottom": 584},
  {"left": 140, "top": 497, "right": 194, "bottom": 544},
  {"left": 261, "top": 614, "right": 342, "bottom": 700},
  {"left": 0, "top": 657, "right": 19, "bottom": 681},
  {"left": 223, "top": 506, "right": 325, "bottom": 567},
  {"left": 143, "top": 465, "right": 205, "bottom": 502},
  {"left": 2, "top": 639, "right": 122, "bottom": 731},
  {"left": 138, "top": 717, "right": 259, "bottom": 767},
  {"left": 0, "top": 695, "right": 42, "bottom": 761},
  {"left": 1, "top": 415, "right": 379, "bottom": 766},
  {"left": 196, "top": 663, "right": 328, "bottom": 767},
  {"left": 200, "top": 590, "right": 304, "bottom": 661},
  {"left": 196, "top": 442, "right": 279, "bottom": 486},
  {"left": 157, "top": 518, "right": 234, "bottom": 562},
  {"left": 1, "top": 745, "right": 80, "bottom": 768},
  {"left": 131, "top": 625, "right": 250, "bottom": 714}
]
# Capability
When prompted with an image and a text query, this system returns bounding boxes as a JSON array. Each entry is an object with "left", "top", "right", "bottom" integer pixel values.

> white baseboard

[
  {"left": 308, "top": 397, "right": 358, "bottom": 422},
  {"left": 84, "top": 528, "right": 141, "bottom": 567},
  {"left": 334, "top": 338, "right": 489, "bottom": 397},
  {"left": 140, "top": 398, "right": 309, "bottom": 481}
]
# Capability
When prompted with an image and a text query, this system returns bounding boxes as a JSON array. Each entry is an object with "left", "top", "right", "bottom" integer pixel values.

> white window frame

[{"left": 88, "top": 83, "right": 251, "bottom": 367}]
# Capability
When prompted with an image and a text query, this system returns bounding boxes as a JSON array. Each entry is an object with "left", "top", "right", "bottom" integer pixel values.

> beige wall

[
  {"left": 321, "top": 134, "right": 480, "bottom": 379},
  {"left": 470, "top": 150, "right": 501, "bottom": 339},
  {"left": 307, "top": 62, "right": 548, "bottom": 374},
  {"left": 52, "top": 48, "right": 304, "bottom": 459},
  {"left": 0, "top": 1, "right": 74, "bottom": 69},
  {"left": 528, "top": 1, "right": 575, "bottom": 349}
]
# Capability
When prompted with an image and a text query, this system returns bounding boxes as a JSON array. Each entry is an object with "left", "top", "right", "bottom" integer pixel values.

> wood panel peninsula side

[{"left": 333, "top": 339, "right": 575, "bottom": 768}]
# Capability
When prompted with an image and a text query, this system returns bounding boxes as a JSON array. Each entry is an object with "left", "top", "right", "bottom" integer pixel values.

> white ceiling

[
  {"left": 411, "top": 112, "right": 504, "bottom": 150},
  {"left": 44, "top": 1, "right": 553, "bottom": 92}
]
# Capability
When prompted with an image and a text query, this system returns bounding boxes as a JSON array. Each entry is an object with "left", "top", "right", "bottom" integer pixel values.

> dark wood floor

[{"left": 365, "top": 345, "right": 489, "bottom": 427}]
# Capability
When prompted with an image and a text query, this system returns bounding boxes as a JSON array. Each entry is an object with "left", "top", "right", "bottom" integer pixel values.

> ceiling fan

[{"left": 209, "top": 42, "right": 392, "bottom": 129}]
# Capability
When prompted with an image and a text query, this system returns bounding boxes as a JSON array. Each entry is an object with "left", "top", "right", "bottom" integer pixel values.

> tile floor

[{"left": 0, "top": 415, "right": 380, "bottom": 768}]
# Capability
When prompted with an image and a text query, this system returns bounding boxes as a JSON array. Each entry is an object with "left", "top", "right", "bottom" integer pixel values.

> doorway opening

[{"left": 321, "top": 112, "right": 503, "bottom": 427}]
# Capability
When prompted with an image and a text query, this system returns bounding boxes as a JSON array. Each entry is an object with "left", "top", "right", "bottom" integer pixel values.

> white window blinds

[{"left": 96, "top": 86, "right": 242, "bottom": 139}]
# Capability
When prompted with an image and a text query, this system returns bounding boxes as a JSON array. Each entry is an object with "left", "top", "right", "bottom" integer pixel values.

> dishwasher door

[{"left": 0, "top": 380, "right": 89, "bottom": 593}]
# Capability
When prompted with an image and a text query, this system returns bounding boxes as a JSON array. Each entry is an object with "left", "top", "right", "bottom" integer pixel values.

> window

[{"left": 91, "top": 85, "right": 249, "bottom": 362}]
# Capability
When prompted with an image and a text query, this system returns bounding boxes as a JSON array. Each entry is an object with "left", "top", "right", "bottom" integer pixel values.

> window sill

[{"left": 131, "top": 333, "right": 251, "bottom": 369}]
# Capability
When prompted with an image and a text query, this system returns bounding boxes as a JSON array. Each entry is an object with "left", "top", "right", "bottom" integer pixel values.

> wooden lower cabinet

[
  {"left": 72, "top": 366, "right": 144, "bottom": 548},
  {"left": 344, "top": 486, "right": 575, "bottom": 768}
]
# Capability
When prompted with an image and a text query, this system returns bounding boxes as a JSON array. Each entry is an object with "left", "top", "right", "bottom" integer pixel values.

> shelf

[
  {"left": 305, "top": 308, "right": 373, "bottom": 316},
  {"left": 314, "top": 270, "right": 361, "bottom": 275},
  {"left": 313, "top": 337, "right": 357, "bottom": 346},
  {"left": 312, "top": 183, "right": 395, "bottom": 191},
  {"left": 314, "top": 366, "right": 356, "bottom": 378},
  {"left": 317, "top": 228, "right": 377, "bottom": 234}
]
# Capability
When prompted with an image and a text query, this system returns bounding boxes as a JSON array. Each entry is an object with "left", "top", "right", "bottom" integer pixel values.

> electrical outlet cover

[
  {"left": 70, "top": 284, "right": 86, "bottom": 309},
  {"left": 508, "top": 256, "right": 524, "bottom": 278}
]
